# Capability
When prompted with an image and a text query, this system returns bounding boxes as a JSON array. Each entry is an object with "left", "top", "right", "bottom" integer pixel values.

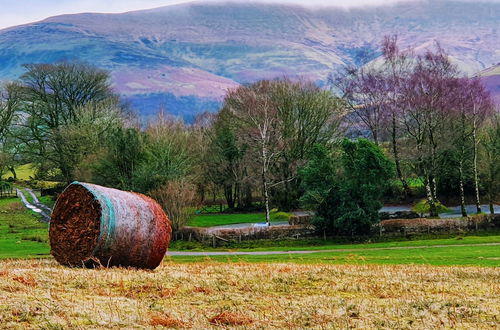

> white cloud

[
  {"left": 0, "top": 0, "right": 187, "bottom": 30},
  {"left": 0, "top": 0, "right": 497, "bottom": 30}
]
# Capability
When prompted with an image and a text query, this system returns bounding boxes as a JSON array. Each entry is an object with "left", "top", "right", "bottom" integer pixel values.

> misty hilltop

[{"left": 0, "top": 1, "right": 498, "bottom": 119}]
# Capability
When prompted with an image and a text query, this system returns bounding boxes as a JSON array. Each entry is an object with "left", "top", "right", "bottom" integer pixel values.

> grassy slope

[
  {"left": 0, "top": 259, "right": 498, "bottom": 328},
  {"left": 1, "top": 164, "right": 35, "bottom": 181},
  {"left": 0, "top": 198, "right": 50, "bottom": 259}
]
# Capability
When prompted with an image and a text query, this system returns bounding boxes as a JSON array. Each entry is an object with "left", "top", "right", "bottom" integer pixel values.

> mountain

[
  {"left": 0, "top": 1, "right": 499, "bottom": 119},
  {"left": 476, "top": 64, "right": 500, "bottom": 105}
]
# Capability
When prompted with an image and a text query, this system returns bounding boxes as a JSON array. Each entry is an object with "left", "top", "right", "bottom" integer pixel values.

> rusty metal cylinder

[{"left": 49, "top": 182, "right": 171, "bottom": 269}]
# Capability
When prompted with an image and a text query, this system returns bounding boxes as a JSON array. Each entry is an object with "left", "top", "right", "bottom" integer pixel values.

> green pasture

[
  {"left": 168, "top": 243, "right": 500, "bottom": 267},
  {"left": 0, "top": 197, "right": 50, "bottom": 259},
  {"left": 188, "top": 211, "right": 291, "bottom": 227},
  {"left": 169, "top": 233, "right": 500, "bottom": 252}
]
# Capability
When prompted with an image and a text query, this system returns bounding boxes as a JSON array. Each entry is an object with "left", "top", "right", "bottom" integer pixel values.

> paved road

[
  {"left": 441, "top": 204, "right": 500, "bottom": 218},
  {"left": 206, "top": 221, "right": 289, "bottom": 231},
  {"left": 167, "top": 242, "right": 500, "bottom": 256},
  {"left": 380, "top": 204, "right": 500, "bottom": 218}
]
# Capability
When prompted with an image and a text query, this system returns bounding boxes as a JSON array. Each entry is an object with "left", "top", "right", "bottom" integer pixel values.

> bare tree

[
  {"left": 466, "top": 80, "right": 495, "bottom": 213},
  {"left": 333, "top": 66, "right": 387, "bottom": 144},
  {"left": 0, "top": 83, "right": 21, "bottom": 177},
  {"left": 0, "top": 83, "right": 20, "bottom": 140},
  {"left": 480, "top": 113, "right": 500, "bottom": 214},
  {"left": 272, "top": 79, "right": 345, "bottom": 210},
  {"left": 381, "top": 35, "right": 414, "bottom": 198},
  {"left": 448, "top": 78, "right": 494, "bottom": 216},
  {"left": 225, "top": 81, "right": 282, "bottom": 224},
  {"left": 332, "top": 36, "right": 413, "bottom": 198},
  {"left": 151, "top": 179, "right": 199, "bottom": 232},
  {"left": 400, "top": 45, "right": 458, "bottom": 216}
]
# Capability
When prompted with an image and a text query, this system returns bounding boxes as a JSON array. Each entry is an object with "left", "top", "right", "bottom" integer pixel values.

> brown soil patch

[{"left": 49, "top": 184, "right": 101, "bottom": 267}]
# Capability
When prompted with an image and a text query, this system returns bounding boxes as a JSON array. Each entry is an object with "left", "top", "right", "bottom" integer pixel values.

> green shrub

[
  {"left": 28, "top": 180, "right": 62, "bottom": 190},
  {"left": 412, "top": 199, "right": 450, "bottom": 215},
  {"left": 315, "top": 139, "right": 394, "bottom": 235},
  {"left": 270, "top": 211, "right": 292, "bottom": 221}
]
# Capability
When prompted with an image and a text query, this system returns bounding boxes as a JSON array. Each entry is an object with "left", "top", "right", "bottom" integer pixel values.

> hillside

[
  {"left": 0, "top": 1, "right": 498, "bottom": 118},
  {"left": 477, "top": 64, "right": 500, "bottom": 104}
]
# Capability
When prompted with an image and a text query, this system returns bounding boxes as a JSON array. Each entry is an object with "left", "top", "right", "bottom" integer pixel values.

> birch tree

[
  {"left": 224, "top": 81, "right": 281, "bottom": 224},
  {"left": 465, "top": 80, "right": 495, "bottom": 213},
  {"left": 449, "top": 78, "right": 494, "bottom": 216},
  {"left": 480, "top": 113, "right": 500, "bottom": 214}
]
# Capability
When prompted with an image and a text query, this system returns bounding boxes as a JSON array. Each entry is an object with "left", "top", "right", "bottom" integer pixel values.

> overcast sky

[{"left": 0, "top": 0, "right": 496, "bottom": 30}]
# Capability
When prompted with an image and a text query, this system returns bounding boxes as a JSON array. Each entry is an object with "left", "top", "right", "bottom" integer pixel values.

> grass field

[
  {"left": 170, "top": 233, "right": 500, "bottom": 252},
  {"left": 0, "top": 198, "right": 49, "bottom": 259},
  {"left": 188, "top": 211, "right": 290, "bottom": 227},
  {"left": 1, "top": 194, "right": 500, "bottom": 267},
  {"left": 168, "top": 243, "right": 500, "bottom": 267},
  {"left": 1, "top": 195, "right": 499, "bottom": 328},
  {"left": 0, "top": 259, "right": 498, "bottom": 328}
]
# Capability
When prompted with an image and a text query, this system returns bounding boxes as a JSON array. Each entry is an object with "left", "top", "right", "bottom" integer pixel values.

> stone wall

[
  {"left": 177, "top": 225, "right": 316, "bottom": 246},
  {"left": 378, "top": 214, "right": 500, "bottom": 236}
]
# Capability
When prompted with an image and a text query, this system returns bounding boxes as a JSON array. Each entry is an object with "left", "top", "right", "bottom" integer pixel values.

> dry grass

[{"left": 0, "top": 259, "right": 499, "bottom": 329}]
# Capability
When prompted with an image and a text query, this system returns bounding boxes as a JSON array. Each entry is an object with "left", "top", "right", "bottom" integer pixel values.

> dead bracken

[
  {"left": 1, "top": 259, "right": 499, "bottom": 329},
  {"left": 208, "top": 311, "right": 254, "bottom": 326}
]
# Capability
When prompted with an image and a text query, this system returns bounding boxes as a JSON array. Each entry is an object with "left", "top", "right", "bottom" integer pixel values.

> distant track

[
  {"left": 167, "top": 242, "right": 500, "bottom": 256},
  {"left": 16, "top": 188, "right": 51, "bottom": 222},
  {"left": 25, "top": 188, "right": 53, "bottom": 213}
]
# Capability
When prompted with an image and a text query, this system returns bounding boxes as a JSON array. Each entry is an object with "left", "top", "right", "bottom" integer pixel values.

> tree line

[{"left": 0, "top": 36, "right": 498, "bottom": 234}]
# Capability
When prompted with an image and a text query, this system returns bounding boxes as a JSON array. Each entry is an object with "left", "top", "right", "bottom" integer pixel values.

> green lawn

[
  {"left": 188, "top": 212, "right": 289, "bottom": 227},
  {"left": 168, "top": 244, "right": 500, "bottom": 267},
  {"left": 169, "top": 233, "right": 500, "bottom": 252},
  {"left": 0, "top": 197, "right": 50, "bottom": 259}
]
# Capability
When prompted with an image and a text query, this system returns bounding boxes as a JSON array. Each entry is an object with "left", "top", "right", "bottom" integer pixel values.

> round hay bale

[{"left": 49, "top": 182, "right": 171, "bottom": 269}]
